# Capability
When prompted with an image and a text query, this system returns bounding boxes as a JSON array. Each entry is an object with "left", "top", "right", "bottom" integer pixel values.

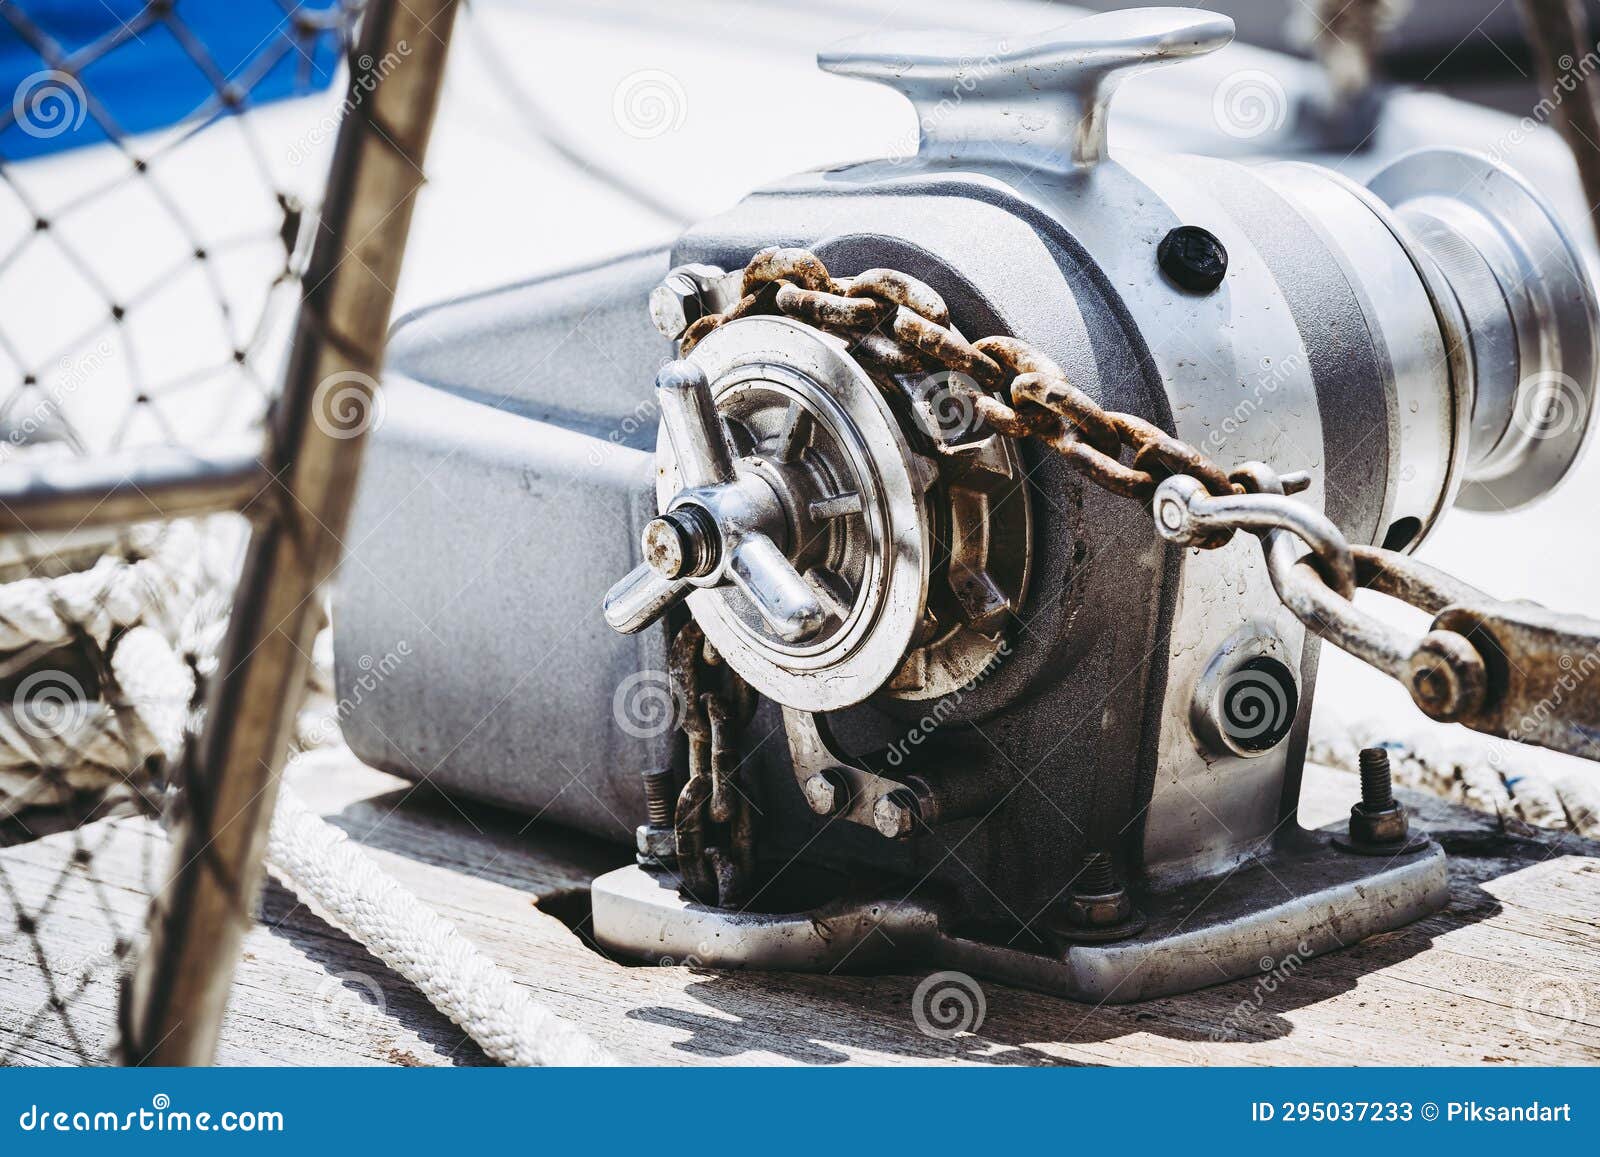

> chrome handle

[
  {"left": 819, "top": 6, "right": 1234, "bottom": 170},
  {"left": 656, "top": 361, "right": 735, "bottom": 489},
  {"left": 603, "top": 360, "right": 830, "bottom": 642}
]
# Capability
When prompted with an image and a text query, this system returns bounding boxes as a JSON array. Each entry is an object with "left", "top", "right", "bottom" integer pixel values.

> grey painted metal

[{"left": 119, "top": 0, "right": 461, "bottom": 1066}]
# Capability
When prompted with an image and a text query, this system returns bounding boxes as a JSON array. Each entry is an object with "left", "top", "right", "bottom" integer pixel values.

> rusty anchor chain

[
  {"left": 674, "top": 246, "right": 1600, "bottom": 764},
  {"left": 668, "top": 619, "right": 758, "bottom": 905}
]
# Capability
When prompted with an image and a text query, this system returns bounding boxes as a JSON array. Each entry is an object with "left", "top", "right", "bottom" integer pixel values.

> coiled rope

[{"left": 0, "top": 523, "right": 611, "bottom": 1066}]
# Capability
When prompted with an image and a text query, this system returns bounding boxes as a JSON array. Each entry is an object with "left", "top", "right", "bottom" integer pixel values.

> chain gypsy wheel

[{"left": 662, "top": 316, "right": 933, "bottom": 712}]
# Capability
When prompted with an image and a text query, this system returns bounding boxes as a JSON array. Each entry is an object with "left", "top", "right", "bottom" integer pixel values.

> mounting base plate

[{"left": 590, "top": 832, "right": 1449, "bottom": 1003}]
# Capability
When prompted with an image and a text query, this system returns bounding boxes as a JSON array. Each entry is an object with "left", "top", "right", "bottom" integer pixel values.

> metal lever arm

[
  {"left": 819, "top": 6, "right": 1234, "bottom": 169},
  {"left": 604, "top": 360, "right": 827, "bottom": 642}
]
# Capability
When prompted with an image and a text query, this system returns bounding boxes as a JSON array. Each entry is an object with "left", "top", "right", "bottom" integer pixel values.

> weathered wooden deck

[{"left": 3, "top": 749, "right": 1598, "bottom": 1066}]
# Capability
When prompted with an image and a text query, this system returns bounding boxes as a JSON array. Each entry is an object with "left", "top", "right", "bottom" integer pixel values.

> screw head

[
  {"left": 649, "top": 276, "right": 701, "bottom": 340},
  {"left": 873, "top": 792, "right": 916, "bottom": 839},
  {"left": 802, "top": 771, "right": 843, "bottom": 816},
  {"left": 1158, "top": 225, "right": 1228, "bottom": 293}
]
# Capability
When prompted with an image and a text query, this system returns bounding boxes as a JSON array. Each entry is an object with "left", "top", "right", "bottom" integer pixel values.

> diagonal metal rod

[
  {"left": 0, "top": 436, "right": 269, "bottom": 535},
  {"left": 1520, "top": 0, "right": 1600, "bottom": 245},
  {"left": 118, "top": 0, "right": 463, "bottom": 1065}
]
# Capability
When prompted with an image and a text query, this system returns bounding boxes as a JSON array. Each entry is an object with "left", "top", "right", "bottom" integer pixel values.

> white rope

[
  {"left": 0, "top": 523, "right": 613, "bottom": 1066},
  {"left": 266, "top": 784, "right": 614, "bottom": 1066}
]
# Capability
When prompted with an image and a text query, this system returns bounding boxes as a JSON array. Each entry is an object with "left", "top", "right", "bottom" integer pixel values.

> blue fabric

[{"left": 0, "top": 1, "right": 344, "bottom": 161}]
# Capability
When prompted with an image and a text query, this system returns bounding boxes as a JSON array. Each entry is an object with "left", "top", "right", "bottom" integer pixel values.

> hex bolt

[
  {"left": 1157, "top": 225, "right": 1228, "bottom": 293},
  {"left": 1345, "top": 746, "right": 1411, "bottom": 849},
  {"left": 873, "top": 790, "right": 918, "bottom": 839},
  {"left": 802, "top": 769, "right": 848, "bottom": 816},
  {"left": 1065, "top": 850, "right": 1135, "bottom": 931},
  {"left": 649, "top": 274, "right": 703, "bottom": 341},
  {"left": 636, "top": 767, "right": 679, "bottom": 866}
]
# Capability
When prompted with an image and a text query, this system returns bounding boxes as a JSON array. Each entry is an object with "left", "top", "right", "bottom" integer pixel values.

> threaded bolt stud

[
  {"left": 641, "top": 767, "right": 677, "bottom": 827},
  {"left": 1079, "top": 850, "right": 1118, "bottom": 895},
  {"left": 1358, "top": 747, "right": 1395, "bottom": 809}
]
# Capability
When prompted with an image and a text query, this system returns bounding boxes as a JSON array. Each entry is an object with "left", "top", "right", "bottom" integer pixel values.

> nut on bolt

[
  {"left": 648, "top": 264, "right": 732, "bottom": 341},
  {"left": 1056, "top": 850, "right": 1144, "bottom": 943},
  {"left": 636, "top": 766, "right": 679, "bottom": 866},
  {"left": 1337, "top": 746, "right": 1427, "bottom": 855}
]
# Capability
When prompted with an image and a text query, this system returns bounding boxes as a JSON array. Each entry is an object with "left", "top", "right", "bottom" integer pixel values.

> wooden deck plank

[{"left": 3, "top": 749, "right": 1597, "bottom": 1066}]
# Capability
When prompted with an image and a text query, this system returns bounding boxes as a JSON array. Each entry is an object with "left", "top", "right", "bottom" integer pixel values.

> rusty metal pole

[
  {"left": 119, "top": 0, "right": 462, "bottom": 1065},
  {"left": 1520, "top": 0, "right": 1600, "bottom": 241}
]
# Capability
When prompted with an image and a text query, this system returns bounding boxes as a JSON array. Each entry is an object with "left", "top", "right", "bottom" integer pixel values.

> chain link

[
  {"left": 668, "top": 619, "right": 757, "bottom": 906},
  {"left": 677, "top": 247, "right": 1600, "bottom": 763}
]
